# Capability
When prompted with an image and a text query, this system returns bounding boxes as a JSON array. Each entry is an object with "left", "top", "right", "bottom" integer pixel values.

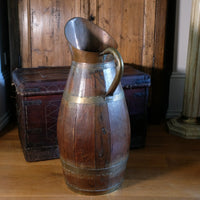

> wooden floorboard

[{"left": 0, "top": 122, "right": 200, "bottom": 199}]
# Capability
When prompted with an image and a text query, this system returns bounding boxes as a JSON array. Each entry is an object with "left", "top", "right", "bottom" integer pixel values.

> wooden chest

[{"left": 12, "top": 65, "right": 150, "bottom": 161}]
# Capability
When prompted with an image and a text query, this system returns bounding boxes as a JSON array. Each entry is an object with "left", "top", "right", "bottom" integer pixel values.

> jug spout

[{"left": 64, "top": 17, "right": 118, "bottom": 63}]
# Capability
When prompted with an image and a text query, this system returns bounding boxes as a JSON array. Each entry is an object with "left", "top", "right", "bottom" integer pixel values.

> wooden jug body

[{"left": 57, "top": 17, "right": 130, "bottom": 194}]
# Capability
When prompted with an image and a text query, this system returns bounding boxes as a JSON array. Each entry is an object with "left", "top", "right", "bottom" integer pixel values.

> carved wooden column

[{"left": 167, "top": 0, "right": 200, "bottom": 138}]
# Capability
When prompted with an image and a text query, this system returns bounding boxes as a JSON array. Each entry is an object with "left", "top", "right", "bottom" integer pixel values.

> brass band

[
  {"left": 60, "top": 156, "right": 128, "bottom": 177},
  {"left": 71, "top": 60, "right": 115, "bottom": 71},
  {"left": 63, "top": 91, "right": 124, "bottom": 104}
]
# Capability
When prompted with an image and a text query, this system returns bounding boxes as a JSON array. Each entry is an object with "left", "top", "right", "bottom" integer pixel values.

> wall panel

[{"left": 18, "top": 0, "right": 167, "bottom": 69}]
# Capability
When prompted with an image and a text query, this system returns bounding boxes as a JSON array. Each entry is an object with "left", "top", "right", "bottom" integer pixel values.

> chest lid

[
  {"left": 12, "top": 67, "right": 70, "bottom": 96},
  {"left": 12, "top": 65, "right": 151, "bottom": 96},
  {"left": 122, "top": 64, "right": 151, "bottom": 88}
]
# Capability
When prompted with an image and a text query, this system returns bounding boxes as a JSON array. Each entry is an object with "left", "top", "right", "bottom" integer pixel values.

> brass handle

[{"left": 100, "top": 47, "right": 124, "bottom": 97}]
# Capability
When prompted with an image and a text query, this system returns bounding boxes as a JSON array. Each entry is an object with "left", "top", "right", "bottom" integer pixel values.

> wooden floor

[{"left": 0, "top": 122, "right": 200, "bottom": 200}]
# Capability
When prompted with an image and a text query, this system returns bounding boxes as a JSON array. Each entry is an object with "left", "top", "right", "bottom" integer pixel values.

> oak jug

[{"left": 57, "top": 17, "right": 130, "bottom": 195}]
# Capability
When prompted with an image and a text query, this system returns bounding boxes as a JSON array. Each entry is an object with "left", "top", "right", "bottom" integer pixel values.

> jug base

[{"left": 65, "top": 180, "right": 122, "bottom": 195}]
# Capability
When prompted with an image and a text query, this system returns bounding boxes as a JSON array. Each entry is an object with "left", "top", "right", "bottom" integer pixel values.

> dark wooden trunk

[
  {"left": 12, "top": 67, "right": 69, "bottom": 161},
  {"left": 12, "top": 65, "right": 150, "bottom": 162}
]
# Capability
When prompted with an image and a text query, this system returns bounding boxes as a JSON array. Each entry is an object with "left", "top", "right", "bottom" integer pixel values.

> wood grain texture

[
  {"left": 153, "top": 0, "right": 167, "bottom": 69},
  {"left": 30, "top": 0, "right": 73, "bottom": 67},
  {"left": 0, "top": 123, "right": 200, "bottom": 199},
  {"left": 18, "top": 0, "right": 167, "bottom": 69},
  {"left": 18, "top": 0, "right": 31, "bottom": 68},
  {"left": 142, "top": 0, "right": 156, "bottom": 68},
  {"left": 57, "top": 58, "right": 130, "bottom": 194}
]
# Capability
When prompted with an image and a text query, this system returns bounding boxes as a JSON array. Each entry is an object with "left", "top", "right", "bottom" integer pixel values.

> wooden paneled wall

[{"left": 18, "top": 0, "right": 167, "bottom": 70}]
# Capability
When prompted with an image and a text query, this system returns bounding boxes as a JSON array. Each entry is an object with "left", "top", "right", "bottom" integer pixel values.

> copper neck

[{"left": 71, "top": 46, "right": 100, "bottom": 63}]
